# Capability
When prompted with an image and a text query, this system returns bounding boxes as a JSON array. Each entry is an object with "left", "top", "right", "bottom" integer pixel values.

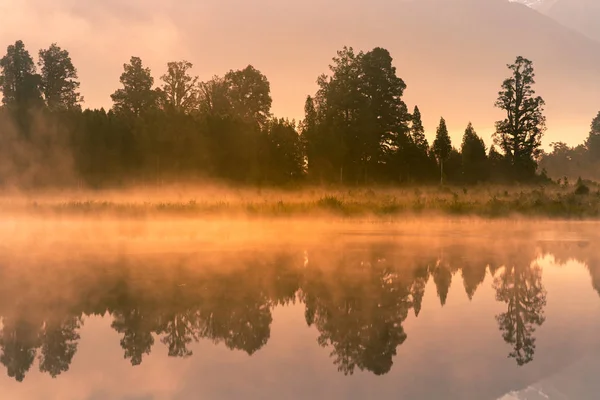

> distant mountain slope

[{"left": 542, "top": 0, "right": 600, "bottom": 43}]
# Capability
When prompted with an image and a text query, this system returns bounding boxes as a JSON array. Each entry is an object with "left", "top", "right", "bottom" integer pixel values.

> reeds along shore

[{"left": 3, "top": 183, "right": 599, "bottom": 219}]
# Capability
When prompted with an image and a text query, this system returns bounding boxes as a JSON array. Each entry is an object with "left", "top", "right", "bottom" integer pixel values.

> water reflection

[
  {"left": 0, "top": 232, "right": 598, "bottom": 383},
  {"left": 494, "top": 262, "right": 546, "bottom": 366}
]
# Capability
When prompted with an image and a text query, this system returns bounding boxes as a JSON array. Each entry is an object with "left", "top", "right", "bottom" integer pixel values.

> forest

[{"left": 0, "top": 40, "right": 599, "bottom": 189}]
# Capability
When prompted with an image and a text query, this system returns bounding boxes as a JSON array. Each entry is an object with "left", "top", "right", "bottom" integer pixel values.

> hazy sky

[{"left": 1, "top": 0, "right": 599, "bottom": 147}]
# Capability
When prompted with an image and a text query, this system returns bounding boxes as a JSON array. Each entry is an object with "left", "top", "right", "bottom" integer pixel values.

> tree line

[
  {"left": 0, "top": 40, "right": 598, "bottom": 188},
  {"left": 540, "top": 112, "right": 600, "bottom": 183}
]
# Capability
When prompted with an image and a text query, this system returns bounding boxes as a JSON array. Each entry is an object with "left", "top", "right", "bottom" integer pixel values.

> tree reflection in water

[
  {"left": 494, "top": 262, "right": 547, "bottom": 366},
  {"left": 0, "top": 237, "right": 596, "bottom": 381}
]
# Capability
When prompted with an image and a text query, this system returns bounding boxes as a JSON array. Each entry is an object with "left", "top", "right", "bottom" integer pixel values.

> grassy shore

[{"left": 2, "top": 183, "right": 600, "bottom": 219}]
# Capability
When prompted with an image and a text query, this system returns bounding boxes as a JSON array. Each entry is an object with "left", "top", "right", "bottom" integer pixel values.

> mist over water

[{"left": 0, "top": 218, "right": 599, "bottom": 399}]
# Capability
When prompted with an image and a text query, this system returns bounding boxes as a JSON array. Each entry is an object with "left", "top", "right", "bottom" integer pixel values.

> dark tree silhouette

[
  {"left": 0, "top": 42, "right": 579, "bottom": 188},
  {"left": 158, "top": 311, "right": 199, "bottom": 358},
  {"left": 461, "top": 262, "right": 488, "bottom": 300},
  {"left": 433, "top": 117, "right": 452, "bottom": 185},
  {"left": 494, "top": 262, "right": 547, "bottom": 366},
  {"left": 260, "top": 118, "right": 305, "bottom": 184},
  {"left": 38, "top": 43, "right": 83, "bottom": 111},
  {"left": 494, "top": 56, "right": 546, "bottom": 180},
  {"left": 303, "top": 252, "right": 411, "bottom": 375},
  {"left": 585, "top": 111, "right": 600, "bottom": 161},
  {"left": 0, "top": 318, "right": 40, "bottom": 382},
  {"left": 199, "top": 271, "right": 273, "bottom": 355},
  {"left": 411, "top": 264, "right": 430, "bottom": 317},
  {"left": 410, "top": 106, "right": 428, "bottom": 151},
  {"left": 305, "top": 46, "right": 410, "bottom": 184},
  {"left": 111, "top": 56, "right": 158, "bottom": 116},
  {"left": 0, "top": 40, "right": 42, "bottom": 109},
  {"left": 38, "top": 317, "right": 81, "bottom": 377},
  {"left": 223, "top": 65, "right": 272, "bottom": 128},
  {"left": 461, "top": 122, "right": 489, "bottom": 184},
  {"left": 157, "top": 60, "right": 199, "bottom": 114},
  {"left": 111, "top": 309, "right": 156, "bottom": 366},
  {"left": 432, "top": 260, "right": 453, "bottom": 306},
  {"left": 201, "top": 302, "right": 272, "bottom": 355}
]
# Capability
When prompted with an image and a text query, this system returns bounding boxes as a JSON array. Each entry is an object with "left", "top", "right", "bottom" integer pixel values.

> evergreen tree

[
  {"left": 307, "top": 46, "right": 409, "bottom": 183},
  {"left": 410, "top": 106, "right": 428, "bottom": 151},
  {"left": 407, "top": 105, "right": 434, "bottom": 182},
  {"left": 38, "top": 43, "right": 83, "bottom": 111},
  {"left": 432, "top": 117, "right": 452, "bottom": 184},
  {"left": 301, "top": 95, "right": 319, "bottom": 178},
  {"left": 494, "top": 56, "right": 546, "bottom": 180},
  {"left": 359, "top": 47, "right": 410, "bottom": 183},
  {"left": 461, "top": 122, "right": 488, "bottom": 184},
  {"left": 585, "top": 111, "right": 600, "bottom": 160},
  {"left": 111, "top": 56, "right": 158, "bottom": 116},
  {"left": 0, "top": 40, "right": 42, "bottom": 109}
]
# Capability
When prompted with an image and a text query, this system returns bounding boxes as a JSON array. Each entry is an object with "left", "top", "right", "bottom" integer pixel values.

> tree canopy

[
  {"left": 494, "top": 56, "right": 546, "bottom": 181},
  {"left": 0, "top": 41, "right": 590, "bottom": 188}
]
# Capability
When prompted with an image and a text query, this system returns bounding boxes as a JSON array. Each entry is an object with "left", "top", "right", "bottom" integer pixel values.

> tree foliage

[
  {"left": 38, "top": 44, "right": 82, "bottom": 111},
  {"left": 111, "top": 57, "right": 158, "bottom": 116},
  {"left": 223, "top": 65, "right": 272, "bottom": 128},
  {"left": 0, "top": 41, "right": 590, "bottom": 188},
  {"left": 461, "top": 122, "right": 488, "bottom": 183},
  {"left": 410, "top": 106, "right": 428, "bottom": 151},
  {"left": 433, "top": 117, "right": 452, "bottom": 183},
  {"left": 157, "top": 60, "right": 198, "bottom": 114},
  {"left": 0, "top": 40, "right": 42, "bottom": 109},
  {"left": 586, "top": 111, "right": 600, "bottom": 160},
  {"left": 304, "top": 46, "right": 410, "bottom": 184},
  {"left": 494, "top": 56, "right": 546, "bottom": 180}
]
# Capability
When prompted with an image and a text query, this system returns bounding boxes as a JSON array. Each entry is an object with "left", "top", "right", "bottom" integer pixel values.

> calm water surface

[{"left": 0, "top": 219, "right": 599, "bottom": 399}]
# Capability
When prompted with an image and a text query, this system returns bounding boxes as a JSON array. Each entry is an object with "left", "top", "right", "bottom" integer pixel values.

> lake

[{"left": 0, "top": 218, "right": 599, "bottom": 399}]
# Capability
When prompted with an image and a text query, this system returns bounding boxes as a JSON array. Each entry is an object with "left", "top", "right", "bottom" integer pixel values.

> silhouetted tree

[
  {"left": 223, "top": 65, "right": 272, "bottom": 128},
  {"left": 461, "top": 262, "right": 488, "bottom": 300},
  {"left": 198, "top": 76, "right": 231, "bottom": 117},
  {"left": 359, "top": 47, "right": 410, "bottom": 183},
  {"left": 0, "top": 318, "right": 40, "bottom": 382},
  {"left": 433, "top": 117, "right": 452, "bottom": 184},
  {"left": 38, "top": 317, "right": 81, "bottom": 377},
  {"left": 488, "top": 145, "right": 509, "bottom": 182},
  {"left": 158, "top": 312, "right": 199, "bottom": 358},
  {"left": 200, "top": 271, "right": 273, "bottom": 355},
  {"left": 494, "top": 262, "right": 547, "bottom": 366},
  {"left": 111, "top": 309, "right": 156, "bottom": 366},
  {"left": 494, "top": 56, "right": 546, "bottom": 180},
  {"left": 411, "top": 265, "right": 430, "bottom": 317},
  {"left": 405, "top": 106, "right": 435, "bottom": 182},
  {"left": 306, "top": 46, "right": 409, "bottom": 184},
  {"left": 460, "top": 122, "right": 488, "bottom": 183},
  {"left": 303, "top": 252, "right": 411, "bottom": 375},
  {"left": 157, "top": 60, "right": 199, "bottom": 114},
  {"left": 585, "top": 111, "right": 600, "bottom": 161},
  {"left": 260, "top": 118, "right": 305, "bottom": 183},
  {"left": 0, "top": 40, "right": 42, "bottom": 109},
  {"left": 111, "top": 57, "right": 158, "bottom": 116},
  {"left": 410, "top": 106, "right": 428, "bottom": 151},
  {"left": 38, "top": 43, "right": 83, "bottom": 111},
  {"left": 432, "top": 260, "right": 453, "bottom": 306}
]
